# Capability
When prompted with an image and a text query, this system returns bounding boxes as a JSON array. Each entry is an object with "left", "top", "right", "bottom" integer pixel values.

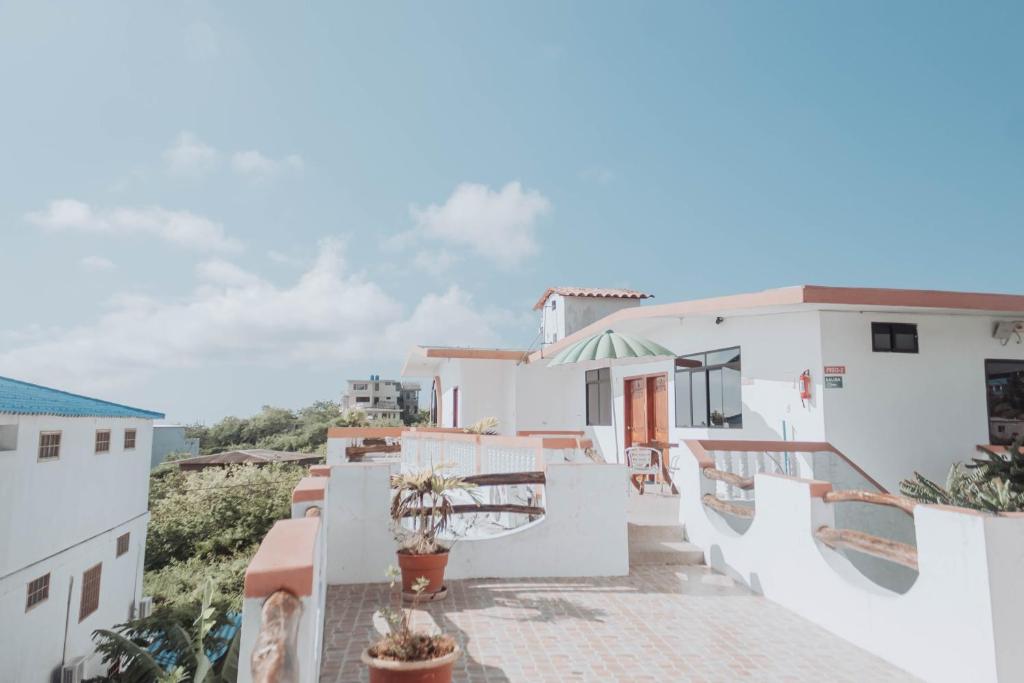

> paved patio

[{"left": 319, "top": 565, "right": 917, "bottom": 682}]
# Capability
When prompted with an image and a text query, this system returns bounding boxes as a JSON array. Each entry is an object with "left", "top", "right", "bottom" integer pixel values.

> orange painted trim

[
  {"left": 683, "top": 440, "right": 716, "bottom": 468},
  {"left": 541, "top": 437, "right": 594, "bottom": 449},
  {"left": 757, "top": 472, "right": 834, "bottom": 497},
  {"left": 694, "top": 439, "right": 888, "bottom": 493},
  {"left": 531, "top": 284, "right": 1024, "bottom": 363},
  {"left": 532, "top": 286, "right": 653, "bottom": 310},
  {"left": 326, "top": 427, "right": 404, "bottom": 438},
  {"left": 694, "top": 439, "right": 836, "bottom": 453},
  {"left": 424, "top": 348, "right": 528, "bottom": 361},
  {"left": 244, "top": 518, "right": 319, "bottom": 598},
  {"left": 292, "top": 477, "right": 327, "bottom": 503},
  {"left": 517, "top": 430, "right": 585, "bottom": 437},
  {"left": 309, "top": 465, "right": 330, "bottom": 478}
]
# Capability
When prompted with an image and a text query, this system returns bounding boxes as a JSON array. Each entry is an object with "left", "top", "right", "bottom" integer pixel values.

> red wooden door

[
  {"left": 648, "top": 375, "right": 669, "bottom": 444},
  {"left": 625, "top": 378, "right": 648, "bottom": 447}
]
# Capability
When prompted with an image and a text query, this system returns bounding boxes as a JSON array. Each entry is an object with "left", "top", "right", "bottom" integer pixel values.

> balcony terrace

[{"left": 238, "top": 429, "right": 1024, "bottom": 683}]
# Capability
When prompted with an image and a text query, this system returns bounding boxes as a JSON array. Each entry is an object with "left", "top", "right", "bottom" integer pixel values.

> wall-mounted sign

[
  {"left": 824, "top": 375, "right": 844, "bottom": 389},
  {"left": 824, "top": 365, "right": 846, "bottom": 375}
]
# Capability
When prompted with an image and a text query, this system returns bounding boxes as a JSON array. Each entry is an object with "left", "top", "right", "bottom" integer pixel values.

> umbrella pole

[{"left": 612, "top": 381, "right": 621, "bottom": 464}]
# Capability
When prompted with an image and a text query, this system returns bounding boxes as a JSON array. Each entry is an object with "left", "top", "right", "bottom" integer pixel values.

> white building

[
  {"left": 341, "top": 376, "right": 420, "bottom": 423},
  {"left": 403, "top": 285, "right": 1024, "bottom": 492},
  {"left": 0, "top": 376, "right": 163, "bottom": 682},
  {"left": 535, "top": 286, "right": 652, "bottom": 346}
]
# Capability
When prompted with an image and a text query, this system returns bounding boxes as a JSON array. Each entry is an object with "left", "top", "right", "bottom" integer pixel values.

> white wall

[
  {"left": 0, "top": 514, "right": 148, "bottom": 681},
  {"left": 324, "top": 462, "right": 629, "bottom": 584},
  {"left": 0, "top": 414, "right": 153, "bottom": 680},
  {"left": 820, "top": 311, "right": 1024, "bottom": 491},
  {"left": 678, "top": 448, "right": 1024, "bottom": 683},
  {"left": 518, "top": 311, "right": 826, "bottom": 463},
  {"left": 437, "top": 358, "right": 517, "bottom": 432},
  {"left": 0, "top": 415, "right": 153, "bottom": 577}
]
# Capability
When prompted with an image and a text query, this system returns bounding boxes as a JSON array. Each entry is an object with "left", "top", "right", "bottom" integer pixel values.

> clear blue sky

[{"left": 1, "top": 1, "right": 1022, "bottom": 422}]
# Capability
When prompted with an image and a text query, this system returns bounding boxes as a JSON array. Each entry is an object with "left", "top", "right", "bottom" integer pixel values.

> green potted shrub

[
  {"left": 390, "top": 467, "right": 479, "bottom": 597},
  {"left": 363, "top": 567, "right": 460, "bottom": 683}
]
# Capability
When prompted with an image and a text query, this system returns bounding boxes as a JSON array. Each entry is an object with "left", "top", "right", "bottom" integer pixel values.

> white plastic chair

[{"left": 625, "top": 446, "right": 661, "bottom": 495}]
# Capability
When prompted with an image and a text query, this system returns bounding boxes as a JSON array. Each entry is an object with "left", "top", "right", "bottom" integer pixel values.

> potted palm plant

[
  {"left": 390, "top": 467, "right": 479, "bottom": 597},
  {"left": 363, "top": 567, "right": 460, "bottom": 683}
]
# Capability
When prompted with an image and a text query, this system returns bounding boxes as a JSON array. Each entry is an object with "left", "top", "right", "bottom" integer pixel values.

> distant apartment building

[
  {"left": 0, "top": 376, "right": 163, "bottom": 682},
  {"left": 341, "top": 376, "right": 420, "bottom": 423}
]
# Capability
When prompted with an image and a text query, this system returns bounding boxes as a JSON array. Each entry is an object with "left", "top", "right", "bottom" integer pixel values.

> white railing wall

[
  {"left": 678, "top": 443, "right": 1024, "bottom": 683},
  {"left": 325, "top": 461, "right": 629, "bottom": 584}
]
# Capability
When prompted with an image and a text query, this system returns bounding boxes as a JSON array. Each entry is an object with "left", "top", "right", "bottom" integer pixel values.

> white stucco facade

[
  {"left": 0, "top": 412, "right": 156, "bottom": 681},
  {"left": 407, "top": 293, "right": 1024, "bottom": 494}
]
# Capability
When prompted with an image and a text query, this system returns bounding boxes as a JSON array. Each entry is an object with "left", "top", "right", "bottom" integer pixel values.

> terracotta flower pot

[
  {"left": 397, "top": 551, "right": 449, "bottom": 594},
  {"left": 362, "top": 645, "right": 460, "bottom": 683}
]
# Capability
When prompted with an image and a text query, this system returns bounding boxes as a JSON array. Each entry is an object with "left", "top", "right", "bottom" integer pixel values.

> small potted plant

[
  {"left": 362, "top": 567, "right": 460, "bottom": 683},
  {"left": 390, "top": 467, "right": 479, "bottom": 597}
]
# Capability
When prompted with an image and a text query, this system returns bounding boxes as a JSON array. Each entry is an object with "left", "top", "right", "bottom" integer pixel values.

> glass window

[
  {"left": 116, "top": 533, "right": 130, "bottom": 557},
  {"left": 123, "top": 429, "right": 137, "bottom": 450},
  {"left": 872, "top": 322, "right": 918, "bottom": 353},
  {"left": 38, "top": 431, "right": 61, "bottom": 460},
  {"left": 986, "top": 359, "right": 1024, "bottom": 445},
  {"left": 675, "top": 372, "right": 692, "bottom": 427},
  {"left": 95, "top": 430, "right": 111, "bottom": 453},
  {"left": 79, "top": 564, "right": 102, "bottom": 622},
  {"left": 26, "top": 574, "right": 49, "bottom": 611},
  {"left": 691, "top": 370, "right": 709, "bottom": 427},
  {"left": 675, "top": 347, "right": 741, "bottom": 429},
  {"left": 585, "top": 368, "right": 612, "bottom": 426}
]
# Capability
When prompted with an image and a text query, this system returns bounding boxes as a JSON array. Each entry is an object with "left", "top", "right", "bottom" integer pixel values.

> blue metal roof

[{"left": 0, "top": 376, "right": 164, "bottom": 419}]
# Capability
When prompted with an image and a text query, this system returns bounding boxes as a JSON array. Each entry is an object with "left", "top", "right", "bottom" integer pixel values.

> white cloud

[
  {"left": 231, "top": 150, "right": 304, "bottom": 180},
  {"left": 27, "top": 199, "right": 242, "bottom": 252},
  {"left": 79, "top": 255, "right": 115, "bottom": 272},
  {"left": 0, "top": 240, "right": 513, "bottom": 392},
  {"left": 407, "top": 181, "right": 551, "bottom": 268},
  {"left": 412, "top": 249, "right": 459, "bottom": 276},
  {"left": 163, "top": 131, "right": 220, "bottom": 177}
]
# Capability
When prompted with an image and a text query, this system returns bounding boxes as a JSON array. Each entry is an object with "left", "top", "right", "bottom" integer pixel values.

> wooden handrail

[
  {"left": 815, "top": 526, "right": 918, "bottom": 570},
  {"left": 823, "top": 490, "right": 917, "bottom": 515},
  {"left": 463, "top": 471, "right": 545, "bottom": 486},
  {"left": 401, "top": 503, "right": 544, "bottom": 517},
  {"left": 701, "top": 494, "right": 755, "bottom": 519},
  {"left": 251, "top": 590, "right": 301, "bottom": 683},
  {"left": 702, "top": 467, "right": 754, "bottom": 490}
]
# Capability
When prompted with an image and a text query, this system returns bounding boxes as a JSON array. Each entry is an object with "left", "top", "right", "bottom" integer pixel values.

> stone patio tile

[{"left": 319, "top": 565, "right": 918, "bottom": 683}]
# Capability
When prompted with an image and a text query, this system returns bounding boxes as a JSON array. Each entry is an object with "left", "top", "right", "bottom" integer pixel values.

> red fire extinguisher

[{"left": 798, "top": 370, "right": 812, "bottom": 401}]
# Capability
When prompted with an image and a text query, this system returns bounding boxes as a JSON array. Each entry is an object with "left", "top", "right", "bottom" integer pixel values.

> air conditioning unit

[
  {"left": 60, "top": 656, "right": 86, "bottom": 683},
  {"left": 135, "top": 596, "right": 154, "bottom": 620},
  {"left": 993, "top": 321, "right": 1024, "bottom": 345}
]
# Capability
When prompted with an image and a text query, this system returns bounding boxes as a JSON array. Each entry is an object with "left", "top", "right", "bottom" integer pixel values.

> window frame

[
  {"left": 116, "top": 532, "right": 130, "bottom": 557},
  {"left": 37, "top": 431, "right": 62, "bottom": 461},
  {"left": 79, "top": 563, "right": 102, "bottom": 622},
  {"left": 674, "top": 346, "right": 743, "bottom": 429},
  {"left": 871, "top": 322, "right": 919, "bottom": 354},
  {"left": 123, "top": 428, "right": 137, "bottom": 451},
  {"left": 585, "top": 367, "right": 612, "bottom": 426},
  {"left": 25, "top": 573, "right": 50, "bottom": 611},
  {"left": 94, "top": 429, "right": 111, "bottom": 454}
]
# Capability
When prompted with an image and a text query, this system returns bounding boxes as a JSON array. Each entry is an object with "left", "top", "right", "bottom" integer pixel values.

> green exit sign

[{"left": 824, "top": 376, "right": 844, "bottom": 389}]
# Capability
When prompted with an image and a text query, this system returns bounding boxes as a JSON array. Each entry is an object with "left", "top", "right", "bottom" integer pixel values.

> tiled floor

[{"left": 319, "top": 565, "right": 918, "bottom": 683}]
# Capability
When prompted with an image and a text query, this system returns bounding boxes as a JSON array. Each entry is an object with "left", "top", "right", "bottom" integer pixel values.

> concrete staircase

[{"left": 628, "top": 523, "right": 705, "bottom": 566}]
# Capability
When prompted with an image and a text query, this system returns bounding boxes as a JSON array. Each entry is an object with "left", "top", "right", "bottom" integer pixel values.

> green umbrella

[
  {"left": 544, "top": 330, "right": 675, "bottom": 465},
  {"left": 546, "top": 330, "right": 675, "bottom": 366}
]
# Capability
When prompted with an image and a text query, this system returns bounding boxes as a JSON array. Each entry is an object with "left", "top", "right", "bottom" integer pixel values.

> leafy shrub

[
  {"left": 146, "top": 463, "right": 303, "bottom": 572},
  {"left": 899, "top": 437, "right": 1024, "bottom": 512}
]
